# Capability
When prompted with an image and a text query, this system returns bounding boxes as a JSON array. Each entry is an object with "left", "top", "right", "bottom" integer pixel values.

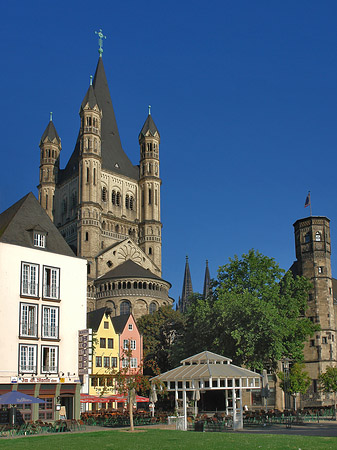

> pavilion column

[{"left": 183, "top": 382, "right": 187, "bottom": 431}]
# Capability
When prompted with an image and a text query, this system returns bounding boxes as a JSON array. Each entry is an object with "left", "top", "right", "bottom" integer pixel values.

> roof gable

[{"left": 0, "top": 193, "right": 75, "bottom": 257}]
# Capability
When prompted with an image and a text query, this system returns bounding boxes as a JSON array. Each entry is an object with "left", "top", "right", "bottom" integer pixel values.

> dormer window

[{"left": 34, "top": 232, "right": 46, "bottom": 248}]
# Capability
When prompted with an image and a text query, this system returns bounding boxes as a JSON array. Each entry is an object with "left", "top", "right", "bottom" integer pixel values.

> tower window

[
  {"left": 112, "top": 190, "right": 116, "bottom": 205},
  {"left": 148, "top": 189, "right": 152, "bottom": 205},
  {"left": 149, "top": 247, "right": 152, "bottom": 255},
  {"left": 315, "top": 232, "right": 322, "bottom": 241},
  {"left": 102, "top": 187, "right": 107, "bottom": 202},
  {"left": 125, "top": 195, "right": 130, "bottom": 209},
  {"left": 318, "top": 266, "right": 324, "bottom": 274},
  {"left": 130, "top": 196, "right": 134, "bottom": 211},
  {"left": 85, "top": 232, "right": 89, "bottom": 241},
  {"left": 86, "top": 167, "right": 90, "bottom": 183},
  {"left": 116, "top": 192, "right": 121, "bottom": 206},
  {"left": 305, "top": 232, "right": 311, "bottom": 243}
]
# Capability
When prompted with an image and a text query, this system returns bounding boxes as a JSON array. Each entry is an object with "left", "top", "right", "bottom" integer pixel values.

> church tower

[
  {"left": 139, "top": 108, "right": 162, "bottom": 272},
  {"left": 38, "top": 113, "right": 61, "bottom": 220},
  {"left": 293, "top": 216, "right": 337, "bottom": 406},
  {"left": 77, "top": 75, "right": 102, "bottom": 270}
]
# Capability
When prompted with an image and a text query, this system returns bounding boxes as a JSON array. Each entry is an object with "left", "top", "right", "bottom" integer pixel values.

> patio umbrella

[{"left": 0, "top": 391, "right": 45, "bottom": 405}]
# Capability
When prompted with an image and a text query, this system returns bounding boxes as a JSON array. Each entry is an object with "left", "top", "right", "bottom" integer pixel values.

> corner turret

[{"left": 38, "top": 113, "right": 61, "bottom": 220}]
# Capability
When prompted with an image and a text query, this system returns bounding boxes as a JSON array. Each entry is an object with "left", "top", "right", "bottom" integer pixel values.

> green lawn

[{"left": 0, "top": 429, "right": 336, "bottom": 450}]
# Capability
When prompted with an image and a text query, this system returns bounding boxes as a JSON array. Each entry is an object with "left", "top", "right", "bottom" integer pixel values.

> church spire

[
  {"left": 178, "top": 256, "right": 193, "bottom": 313},
  {"left": 203, "top": 260, "right": 211, "bottom": 299}
]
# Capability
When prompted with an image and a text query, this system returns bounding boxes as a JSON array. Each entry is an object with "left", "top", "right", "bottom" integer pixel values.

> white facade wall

[{"left": 0, "top": 242, "right": 87, "bottom": 383}]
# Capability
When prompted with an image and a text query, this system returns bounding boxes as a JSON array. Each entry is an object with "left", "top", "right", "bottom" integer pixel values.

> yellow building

[{"left": 87, "top": 307, "right": 119, "bottom": 400}]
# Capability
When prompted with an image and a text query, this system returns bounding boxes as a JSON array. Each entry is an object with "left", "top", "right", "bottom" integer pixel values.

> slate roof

[
  {"left": 97, "top": 259, "right": 169, "bottom": 285},
  {"left": 110, "top": 314, "right": 130, "bottom": 334},
  {"left": 59, "top": 57, "right": 139, "bottom": 183},
  {"left": 87, "top": 307, "right": 112, "bottom": 331},
  {"left": 81, "top": 84, "right": 99, "bottom": 110},
  {"left": 139, "top": 114, "right": 160, "bottom": 139},
  {"left": 40, "top": 119, "right": 61, "bottom": 146},
  {"left": 0, "top": 192, "right": 74, "bottom": 257}
]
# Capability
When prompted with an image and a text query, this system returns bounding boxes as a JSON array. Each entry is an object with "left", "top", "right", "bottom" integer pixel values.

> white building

[{"left": 0, "top": 193, "right": 87, "bottom": 420}]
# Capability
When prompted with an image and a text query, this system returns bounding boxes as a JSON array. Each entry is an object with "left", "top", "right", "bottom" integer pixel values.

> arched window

[
  {"left": 116, "top": 192, "right": 121, "bottom": 206},
  {"left": 305, "top": 232, "right": 311, "bottom": 243},
  {"left": 112, "top": 190, "right": 116, "bottom": 205},
  {"left": 125, "top": 195, "right": 130, "bottom": 209},
  {"left": 149, "top": 247, "right": 152, "bottom": 255},
  {"left": 120, "top": 301, "right": 131, "bottom": 315},
  {"left": 122, "top": 282, "right": 126, "bottom": 289},
  {"left": 149, "top": 302, "right": 157, "bottom": 314},
  {"left": 86, "top": 167, "right": 90, "bottom": 183},
  {"left": 102, "top": 187, "right": 107, "bottom": 202},
  {"left": 315, "top": 232, "right": 322, "bottom": 242},
  {"left": 148, "top": 189, "right": 152, "bottom": 205},
  {"left": 130, "top": 196, "right": 134, "bottom": 211},
  {"left": 134, "top": 282, "right": 137, "bottom": 289}
]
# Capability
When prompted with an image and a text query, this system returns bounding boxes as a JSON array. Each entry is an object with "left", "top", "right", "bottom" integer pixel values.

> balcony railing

[
  {"left": 42, "top": 326, "right": 59, "bottom": 339},
  {"left": 20, "top": 323, "right": 38, "bottom": 338}
]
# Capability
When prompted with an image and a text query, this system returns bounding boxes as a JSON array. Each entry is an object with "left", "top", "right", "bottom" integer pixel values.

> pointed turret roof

[
  {"left": 139, "top": 113, "right": 160, "bottom": 139},
  {"left": 80, "top": 83, "right": 99, "bottom": 110},
  {"left": 40, "top": 116, "right": 61, "bottom": 146},
  {"left": 203, "top": 260, "right": 211, "bottom": 299}
]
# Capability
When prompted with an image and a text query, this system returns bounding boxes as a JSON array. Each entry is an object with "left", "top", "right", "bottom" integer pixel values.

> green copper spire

[
  {"left": 90, "top": 75, "right": 93, "bottom": 86},
  {"left": 148, "top": 105, "right": 151, "bottom": 115},
  {"left": 95, "top": 28, "right": 106, "bottom": 57},
  {"left": 50, "top": 112, "right": 53, "bottom": 122}
]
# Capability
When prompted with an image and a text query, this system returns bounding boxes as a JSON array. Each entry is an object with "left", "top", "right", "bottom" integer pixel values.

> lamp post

[{"left": 282, "top": 358, "right": 291, "bottom": 410}]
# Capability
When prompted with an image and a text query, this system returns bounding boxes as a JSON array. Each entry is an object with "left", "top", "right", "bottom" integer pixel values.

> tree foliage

[
  {"left": 181, "top": 250, "right": 318, "bottom": 371},
  {"left": 319, "top": 367, "right": 337, "bottom": 394},
  {"left": 278, "top": 363, "right": 311, "bottom": 396},
  {"left": 137, "top": 305, "right": 186, "bottom": 375}
]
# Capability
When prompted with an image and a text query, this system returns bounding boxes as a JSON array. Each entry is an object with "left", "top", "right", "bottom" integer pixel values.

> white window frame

[
  {"left": 42, "top": 306, "right": 59, "bottom": 339},
  {"left": 130, "top": 358, "right": 137, "bottom": 369},
  {"left": 130, "top": 340, "right": 136, "bottom": 350},
  {"left": 122, "top": 359, "right": 129, "bottom": 368},
  {"left": 19, "top": 344, "right": 37, "bottom": 374},
  {"left": 128, "top": 324, "right": 133, "bottom": 330},
  {"left": 20, "top": 303, "right": 38, "bottom": 338},
  {"left": 123, "top": 339, "right": 129, "bottom": 350},
  {"left": 41, "top": 345, "right": 58, "bottom": 373},
  {"left": 34, "top": 232, "right": 46, "bottom": 248},
  {"left": 43, "top": 266, "right": 60, "bottom": 299},
  {"left": 21, "top": 262, "right": 39, "bottom": 297}
]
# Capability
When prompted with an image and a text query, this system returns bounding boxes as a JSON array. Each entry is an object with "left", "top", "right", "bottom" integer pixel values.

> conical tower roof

[
  {"left": 139, "top": 112, "right": 160, "bottom": 139},
  {"left": 80, "top": 82, "right": 99, "bottom": 110},
  {"left": 40, "top": 115, "right": 61, "bottom": 146}
]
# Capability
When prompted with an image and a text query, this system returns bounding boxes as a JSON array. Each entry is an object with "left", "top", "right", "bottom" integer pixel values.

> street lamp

[{"left": 282, "top": 358, "right": 291, "bottom": 410}]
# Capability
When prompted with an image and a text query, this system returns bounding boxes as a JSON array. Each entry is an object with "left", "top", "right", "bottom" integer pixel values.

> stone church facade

[{"left": 38, "top": 47, "right": 172, "bottom": 318}]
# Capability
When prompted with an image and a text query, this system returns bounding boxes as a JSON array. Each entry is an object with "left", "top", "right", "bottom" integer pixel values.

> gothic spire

[
  {"left": 39, "top": 113, "right": 61, "bottom": 146},
  {"left": 179, "top": 256, "right": 193, "bottom": 313},
  {"left": 203, "top": 260, "right": 211, "bottom": 299}
]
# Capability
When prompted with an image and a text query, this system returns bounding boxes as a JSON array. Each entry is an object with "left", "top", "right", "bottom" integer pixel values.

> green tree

[
  {"left": 182, "top": 250, "right": 318, "bottom": 371},
  {"left": 319, "top": 366, "right": 337, "bottom": 419},
  {"left": 137, "top": 305, "right": 186, "bottom": 374},
  {"left": 278, "top": 363, "right": 311, "bottom": 410}
]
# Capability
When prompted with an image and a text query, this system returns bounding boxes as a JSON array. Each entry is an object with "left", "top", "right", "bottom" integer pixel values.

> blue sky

[{"left": 1, "top": 1, "right": 337, "bottom": 304}]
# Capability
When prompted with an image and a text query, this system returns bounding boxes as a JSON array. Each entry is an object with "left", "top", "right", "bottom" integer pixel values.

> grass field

[{"left": 0, "top": 429, "right": 336, "bottom": 450}]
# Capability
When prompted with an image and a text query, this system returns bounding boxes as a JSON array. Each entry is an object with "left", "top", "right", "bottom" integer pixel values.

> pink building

[{"left": 111, "top": 314, "right": 143, "bottom": 374}]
